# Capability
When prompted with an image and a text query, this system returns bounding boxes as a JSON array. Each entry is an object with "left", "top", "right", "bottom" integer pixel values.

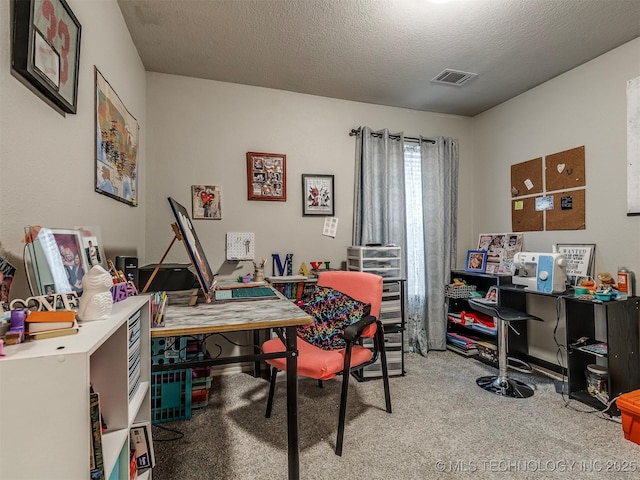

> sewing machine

[{"left": 511, "top": 252, "right": 567, "bottom": 293}]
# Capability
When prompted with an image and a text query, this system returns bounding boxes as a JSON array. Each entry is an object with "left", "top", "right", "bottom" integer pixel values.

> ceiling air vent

[{"left": 431, "top": 69, "right": 478, "bottom": 86}]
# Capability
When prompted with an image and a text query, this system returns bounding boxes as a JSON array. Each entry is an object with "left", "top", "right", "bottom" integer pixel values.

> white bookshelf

[{"left": 0, "top": 295, "right": 151, "bottom": 480}]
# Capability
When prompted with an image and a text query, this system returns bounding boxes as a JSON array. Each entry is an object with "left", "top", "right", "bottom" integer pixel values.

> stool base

[{"left": 476, "top": 375, "right": 534, "bottom": 398}]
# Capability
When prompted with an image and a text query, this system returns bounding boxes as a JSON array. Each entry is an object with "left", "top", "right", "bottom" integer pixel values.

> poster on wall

[
  {"left": 95, "top": 68, "right": 140, "bottom": 207},
  {"left": 478, "top": 233, "right": 524, "bottom": 274}
]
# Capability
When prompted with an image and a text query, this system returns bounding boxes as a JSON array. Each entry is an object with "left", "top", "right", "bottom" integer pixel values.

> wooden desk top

[{"left": 151, "top": 296, "right": 312, "bottom": 337}]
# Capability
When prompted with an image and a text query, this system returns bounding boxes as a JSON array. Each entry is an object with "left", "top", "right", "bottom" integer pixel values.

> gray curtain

[
  {"left": 353, "top": 127, "right": 407, "bottom": 249},
  {"left": 353, "top": 128, "right": 458, "bottom": 355},
  {"left": 409, "top": 137, "right": 458, "bottom": 353}
]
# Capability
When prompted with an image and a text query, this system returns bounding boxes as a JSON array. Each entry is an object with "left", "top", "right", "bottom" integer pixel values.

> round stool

[{"left": 468, "top": 299, "right": 542, "bottom": 398}]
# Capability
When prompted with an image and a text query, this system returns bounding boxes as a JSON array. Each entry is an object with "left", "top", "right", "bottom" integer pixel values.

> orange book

[{"left": 27, "top": 310, "right": 76, "bottom": 333}]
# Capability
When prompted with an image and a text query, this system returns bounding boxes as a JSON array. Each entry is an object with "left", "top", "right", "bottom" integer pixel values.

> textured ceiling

[{"left": 117, "top": 0, "right": 640, "bottom": 117}]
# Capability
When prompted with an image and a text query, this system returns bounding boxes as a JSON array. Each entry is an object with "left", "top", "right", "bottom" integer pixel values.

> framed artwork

[
  {"left": 11, "top": 0, "right": 81, "bottom": 114},
  {"left": 25, "top": 226, "right": 88, "bottom": 295},
  {"left": 192, "top": 185, "right": 222, "bottom": 219},
  {"left": 556, "top": 243, "right": 596, "bottom": 285},
  {"left": 168, "top": 197, "right": 216, "bottom": 301},
  {"left": 76, "top": 225, "right": 107, "bottom": 270},
  {"left": 302, "top": 174, "right": 335, "bottom": 216},
  {"left": 478, "top": 232, "right": 524, "bottom": 274},
  {"left": 246, "top": 152, "right": 286, "bottom": 201},
  {"left": 95, "top": 68, "right": 140, "bottom": 207},
  {"left": 465, "top": 250, "right": 487, "bottom": 273}
]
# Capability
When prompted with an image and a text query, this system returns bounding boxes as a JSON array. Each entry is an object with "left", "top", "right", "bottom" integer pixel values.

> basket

[
  {"left": 151, "top": 368, "right": 192, "bottom": 424},
  {"left": 444, "top": 284, "right": 477, "bottom": 299}
]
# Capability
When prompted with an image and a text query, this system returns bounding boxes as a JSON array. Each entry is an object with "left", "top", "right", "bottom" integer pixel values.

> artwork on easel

[{"left": 168, "top": 197, "right": 216, "bottom": 300}]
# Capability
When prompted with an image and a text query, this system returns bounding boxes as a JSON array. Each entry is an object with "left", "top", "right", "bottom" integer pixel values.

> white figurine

[{"left": 78, "top": 265, "right": 113, "bottom": 321}]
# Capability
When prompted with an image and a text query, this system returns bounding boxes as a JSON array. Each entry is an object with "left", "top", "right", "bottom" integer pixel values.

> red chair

[{"left": 262, "top": 271, "right": 392, "bottom": 456}]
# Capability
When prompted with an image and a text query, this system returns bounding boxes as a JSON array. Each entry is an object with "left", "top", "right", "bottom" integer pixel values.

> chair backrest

[{"left": 317, "top": 270, "right": 383, "bottom": 320}]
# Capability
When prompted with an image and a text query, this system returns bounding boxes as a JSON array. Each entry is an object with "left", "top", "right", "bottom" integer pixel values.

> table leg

[{"left": 284, "top": 326, "right": 299, "bottom": 480}]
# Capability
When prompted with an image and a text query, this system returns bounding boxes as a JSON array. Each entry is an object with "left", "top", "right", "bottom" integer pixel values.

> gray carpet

[{"left": 151, "top": 351, "right": 639, "bottom": 479}]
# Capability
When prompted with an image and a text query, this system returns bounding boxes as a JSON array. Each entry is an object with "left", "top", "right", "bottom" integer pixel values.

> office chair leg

[
  {"left": 376, "top": 325, "right": 392, "bottom": 413},
  {"left": 265, "top": 366, "right": 278, "bottom": 418},
  {"left": 335, "top": 345, "right": 353, "bottom": 456}
]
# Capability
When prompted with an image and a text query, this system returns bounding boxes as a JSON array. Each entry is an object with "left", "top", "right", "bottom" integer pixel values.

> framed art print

[
  {"left": 11, "top": 0, "right": 81, "bottom": 114},
  {"left": 246, "top": 152, "right": 286, "bottom": 201},
  {"left": 95, "top": 68, "right": 140, "bottom": 206},
  {"left": 556, "top": 243, "right": 596, "bottom": 284},
  {"left": 302, "top": 174, "right": 335, "bottom": 216},
  {"left": 465, "top": 250, "right": 487, "bottom": 273},
  {"left": 192, "top": 185, "right": 221, "bottom": 219}
]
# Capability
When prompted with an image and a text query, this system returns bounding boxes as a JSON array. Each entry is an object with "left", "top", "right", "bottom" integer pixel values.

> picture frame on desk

[
  {"left": 25, "top": 226, "right": 88, "bottom": 296},
  {"left": 11, "top": 0, "right": 81, "bottom": 114},
  {"left": 556, "top": 243, "right": 596, "bottom": 285},
  {"left": 465, "top": 250, "right": 487, "bottom": 273},
  {"left": 247, "top": 152, "right": 286, "bottom": 201},
  {"left": 302, "top": 174, "right": 335, "bottom": 216}
]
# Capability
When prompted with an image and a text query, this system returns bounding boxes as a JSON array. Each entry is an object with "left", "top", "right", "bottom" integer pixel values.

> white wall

[
  {"left": 471, "top": 37, "right": 640, "bottom": 364},
  {"left": 145, "top": 73, "right": 473, "bottom": 278},
  {"left": 0, "top": 0, "right": 147, "bottom": 300}
]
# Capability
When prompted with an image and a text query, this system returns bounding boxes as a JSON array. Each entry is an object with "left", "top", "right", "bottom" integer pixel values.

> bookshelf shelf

[{"left": 0, "top": 296, "right": 152, "bottom": 480}]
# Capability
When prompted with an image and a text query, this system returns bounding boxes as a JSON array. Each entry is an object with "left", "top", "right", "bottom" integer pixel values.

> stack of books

[{"left": 26, "top": 310, "right": 78, "bottom": 340}]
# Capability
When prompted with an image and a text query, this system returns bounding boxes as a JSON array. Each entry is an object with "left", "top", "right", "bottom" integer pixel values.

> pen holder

[{"left": 254, "top": 267, "right": 264, "bottom": 282}]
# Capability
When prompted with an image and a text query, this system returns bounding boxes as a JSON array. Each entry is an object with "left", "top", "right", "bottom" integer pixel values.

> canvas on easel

[{"left": 167, "top": 197, "right": 216, "bottom": 302}]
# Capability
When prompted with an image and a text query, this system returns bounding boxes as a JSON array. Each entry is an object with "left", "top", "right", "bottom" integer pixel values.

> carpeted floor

[{"left": 151, "top": 351, "right": 639, "bottom": 479}]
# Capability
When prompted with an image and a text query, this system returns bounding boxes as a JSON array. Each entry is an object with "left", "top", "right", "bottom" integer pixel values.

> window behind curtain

[{"left": 404, "top": 144, "right": 425, "bottom": 311}]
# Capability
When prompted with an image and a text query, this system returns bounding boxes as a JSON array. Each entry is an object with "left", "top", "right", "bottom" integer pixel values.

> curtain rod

[{"left": 349, "top": 128, "right": 436, "bottom": 144}]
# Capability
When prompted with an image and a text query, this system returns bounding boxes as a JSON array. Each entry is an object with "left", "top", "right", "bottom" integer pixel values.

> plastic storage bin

[
  {"left": 585, "top": 364, "right": 608, "bottom": 403},
  {"left": 616, "top": 389, "right": 640, "bottom": 445},
  {"left": 151, "top": 368, "right": 192, "bottom": 423},
  {"left": 346, "top": 246, "right": 402, "bottom": 279}
]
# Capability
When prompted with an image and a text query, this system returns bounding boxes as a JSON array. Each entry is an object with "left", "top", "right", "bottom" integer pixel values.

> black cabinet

[
  {"left": 565, "top": 297, "right": 640, "bottom": 414},
  {"left": 446, "top": 271, "right": 527, "bottom": 364}
]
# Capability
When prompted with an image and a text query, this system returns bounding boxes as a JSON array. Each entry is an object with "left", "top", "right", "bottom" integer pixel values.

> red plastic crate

[{"left": 616, "top": 389, "right": 640, "bottom": 445}]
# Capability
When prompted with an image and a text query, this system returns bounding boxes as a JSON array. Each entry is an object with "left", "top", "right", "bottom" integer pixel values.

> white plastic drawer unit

[{"left": 347, "top": 246, "right": 402, "bottom": 279}]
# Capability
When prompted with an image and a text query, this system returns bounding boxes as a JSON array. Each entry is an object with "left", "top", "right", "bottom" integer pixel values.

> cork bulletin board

[
  {"left": 511, "top": 197, "right": 543, "bottom": 232},
  {"left": 545, "top": 146, "right": 586, "bottom": 192},
  {"left": 510, "top": 146, "right": 586, "bottom": 232},
  {"left": 511, "top": 157, "right": 543, "bottom": 197},
  {"left": 545, "top": 189, "right": 586, "bottom": 230}
]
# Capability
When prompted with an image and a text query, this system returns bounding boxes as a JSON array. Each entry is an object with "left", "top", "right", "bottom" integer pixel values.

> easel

[{"left": 141, "top": 223, "right": 210, "bottom": 305}]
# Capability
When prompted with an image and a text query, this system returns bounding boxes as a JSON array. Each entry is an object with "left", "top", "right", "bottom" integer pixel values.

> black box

[
  {"left": 138, "top": 263, "right": 198, "bottom": 292},
  {"left": 115, "top": 256, "right": 139, "bottom": 289}
]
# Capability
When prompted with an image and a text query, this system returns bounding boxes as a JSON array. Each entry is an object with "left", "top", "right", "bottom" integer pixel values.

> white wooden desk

[{"left": 151, "top": 295, "right": 312, "bottom": 480}]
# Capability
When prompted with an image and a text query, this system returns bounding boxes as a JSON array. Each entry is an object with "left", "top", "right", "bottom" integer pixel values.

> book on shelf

[
  {"left": 579, "top": 342, "right": 608, "bottom": 356},
  {"left": 26, "top": 310, "right": 76, "bottom": 332},
  {"left": 90, "top": 391, "right": 105, "bottom": 480},
  {"left": 130, "top": 421, "right": 156, "bottom": 471},
  {"left": 28, "top": 320, "right": 79, "bottom": 340}
]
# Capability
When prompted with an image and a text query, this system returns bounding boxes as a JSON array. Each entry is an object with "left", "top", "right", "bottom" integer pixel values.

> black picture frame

[
  {"left": 556, "top": 243, "right": 596, "bottom": 285},
  {"left": 302, "top": 174, "right": 335, "bottom": 216},
  {"left": 168, "top": 197, "right": 216, "bottom": 302},
  {"left": 11, "top": 0, "right": 81, "bottom": 114}
]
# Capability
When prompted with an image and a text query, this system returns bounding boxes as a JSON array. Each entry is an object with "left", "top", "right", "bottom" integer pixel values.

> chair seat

[{"left": 263, "top": 337, "right": 373, "bottom": 381}]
